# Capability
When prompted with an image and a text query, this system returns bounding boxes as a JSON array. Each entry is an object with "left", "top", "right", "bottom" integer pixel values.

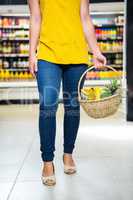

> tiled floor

[{"left": 0, "top": 101, "right": 133, "bottom": 200}]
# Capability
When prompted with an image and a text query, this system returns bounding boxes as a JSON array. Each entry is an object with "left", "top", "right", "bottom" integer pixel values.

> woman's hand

[
  {"left": 29, "top": 52, "right": 37, "bottom": 77},
  {"left": 93, "top": 52, "right": 107, "bottom": 68}
]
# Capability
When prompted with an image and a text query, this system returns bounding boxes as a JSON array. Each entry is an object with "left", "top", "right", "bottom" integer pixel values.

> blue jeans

[{"left": 35, "top": 60, "right": 88, "bottom": 161}]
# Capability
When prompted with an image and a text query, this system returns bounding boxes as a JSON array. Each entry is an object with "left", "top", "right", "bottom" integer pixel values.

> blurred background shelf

[
  {"left": 0, "top": 80, "right": 36, "bottom": 88},
  {"left": 0, "top": 2, "right": 125, "bottom": 102},
  {"left": 0, "top": 54, "right": 29, "bottom": 57}
]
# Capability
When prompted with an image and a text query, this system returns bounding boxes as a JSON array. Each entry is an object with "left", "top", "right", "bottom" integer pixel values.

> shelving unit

[
  {"left": 0, "top": 9, "right": 124, "bottom": 102},
  {"left": 84, "top": 79, "right": 121, "bottom": 86},
  {"left": 0, "top": 54, "right": 29, "bottom": 57},
  {"left": 88, "top": 12, "right": 124, "bottom": 68}
]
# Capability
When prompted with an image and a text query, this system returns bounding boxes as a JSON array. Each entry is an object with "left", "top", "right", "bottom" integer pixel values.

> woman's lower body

[{"left": 35, "top": 60, "right": 87, "bottom": 163}]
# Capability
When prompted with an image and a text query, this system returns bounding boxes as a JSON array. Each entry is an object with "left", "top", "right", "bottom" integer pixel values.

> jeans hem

[{"left": 41, "top": 152, "right": 54, "bottom": 162}]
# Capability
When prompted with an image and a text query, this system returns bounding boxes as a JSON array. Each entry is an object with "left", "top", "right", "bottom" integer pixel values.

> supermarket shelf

[
  {"left": 0, "top": 52, "right": 123, "bottom": 58},
  {"left": 90, "top": 2, "right": 124, "bottom": 14},
  {"left": 0, "top": 80, "right": 36, "bottom": 88},
  {"left": 102, "top": 51, "right": 123, "bottom": 54},
  {"left": 0, "top": 52, "right": 123, "bottom": 57},
  {"left": 0, "top": 2, "right": 124, "bottom": 14},
  {"left": 0, "top": 79, "right": 122, "bottom": 88},
  {"left": 0, "top": 12, "right": 124, "bottom": 17},
  {"left": 0, "top": 81, "right": 63, "bottom": 102},
  {"left": 0, "top": 24, "right": 124, "bottom": 30},
  {"left": 0, "top": 64, "right": 122, "bottom": 71},
  {"left": 90, "top": 12, "right": 124, "bottom": 16},
  {"left": 0, "top": 79, "right": 120, "bottom": 88},
  {"left": 0, "top": 79, "right": 125, "bottom": 103},
  {"left": 1, "top": 40, "right": 123, "bottom": 44},
  {"left": 97, "top": 38, "right": 123, "bottom": 41},
  {"left": 0, "top": 87, "right": 38, "bottom": 102},
  {"left": 0, "top": 68, "right": 30, "bottom": 71},
  {"left": 84, "top": 79, "right": 121, "bottom": 86},
  {"left": 0, "top": 25, "right": 123, "bottom": 29},
  {"left": 94, "top": 24, "right": 123, "bottom": 28},
  {"left": 89, "top": 51, "right": 123, "bottom": 55},
  {"left": 0, "top": 26, "right": 29, "bottom": 29},
  {"left": 0, "top": 13, "right": 30, "bottom": 17},
  {"left": 1, "top": 38, "right": 123, "bottom": 42},
  {"left": 0, "top": 54, "right": 29, "bottom": 57},
  {"left": 1, "top": 38, "right": 29, "bottom": 41}
]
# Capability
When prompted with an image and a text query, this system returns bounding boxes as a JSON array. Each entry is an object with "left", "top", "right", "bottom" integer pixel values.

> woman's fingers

[
  {"left": 29, "top": 63, "right": 35, "bottom": 76},
  {"left": 93, "top": 53, "right": 107, "bottom": 69},
  {"left": 34, "top": 60, "right": 38, "bottom": 72},
  {"left": 29, "top": 54, "right": 38, "bottom": 78}
]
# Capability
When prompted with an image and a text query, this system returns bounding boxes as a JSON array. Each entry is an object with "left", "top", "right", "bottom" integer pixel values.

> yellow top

[{"left": 37, "top": 0, "right": 89, "bottom": 65}]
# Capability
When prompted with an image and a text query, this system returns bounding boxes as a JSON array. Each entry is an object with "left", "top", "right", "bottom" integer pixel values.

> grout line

[{"left": 6, "top": 136, "right": 35, "bottom": 200}]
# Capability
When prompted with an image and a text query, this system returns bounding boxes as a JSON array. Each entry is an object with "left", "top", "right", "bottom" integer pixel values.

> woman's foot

[
  {"left": 63, "top": 153, "right": 76, "bottom": 175},
  {"left": 42, "top": 162, "right": 56, "bottom": 186}
]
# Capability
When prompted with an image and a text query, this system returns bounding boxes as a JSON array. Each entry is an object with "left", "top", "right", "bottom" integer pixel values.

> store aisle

[{"left": 0, "top": 102, "right": 133, "bottom": 200}]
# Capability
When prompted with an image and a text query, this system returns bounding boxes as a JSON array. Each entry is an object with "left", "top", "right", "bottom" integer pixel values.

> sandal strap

[
  {"left": 64, "top": 165, "right": 76, "bottom": 171},
  {"left": 42, "top": 175, "right": 56, "bottom": 183},
  {"left": 42, "top": 162, "right": 56, "bottom": 184}
]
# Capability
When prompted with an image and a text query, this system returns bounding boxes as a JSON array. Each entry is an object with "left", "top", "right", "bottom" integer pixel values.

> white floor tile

[
  {"left": 0, "top": 182, "right": 13, "bottom": 200},
  {"left": 0, "top": 103, "right": 133, "bottom": 200}
]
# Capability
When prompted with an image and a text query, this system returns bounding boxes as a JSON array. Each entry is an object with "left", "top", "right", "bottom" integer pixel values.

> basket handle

[{"left": 78, "top": 65, "right": 121, "bottom": 101}]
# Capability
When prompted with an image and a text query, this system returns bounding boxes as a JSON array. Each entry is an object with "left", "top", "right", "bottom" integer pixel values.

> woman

[{"left": 28, "top": 0, "right": 106, "bottom": 186}]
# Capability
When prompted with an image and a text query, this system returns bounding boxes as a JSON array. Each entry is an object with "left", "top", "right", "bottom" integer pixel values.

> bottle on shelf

[
  {"left": 3, "top": 58, "right": 9, "bottom": 69},
  {"left": 0, "top": 59, "right": 2, "bottom": 69},
  {"left": 0, "top": 42, "right": 2, "bottom": 54},
  {"left": 0, "top": 16, "right": 2, "bottom": 27}
]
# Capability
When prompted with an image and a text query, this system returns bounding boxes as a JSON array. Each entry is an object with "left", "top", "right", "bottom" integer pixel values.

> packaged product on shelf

[
  {"left": 0, "top": 60, "right": 2, "bottom": 69},
  {"left": 0, "top": 42, "right": 2, "bottom": 54},
  {"left": 114, "top": 15, "right": 124, "bottom": 26},
  {"left": 0, "top": 29, "right": 2, "bottom": 38},
  {"left": 0, "top": 16, "right": 2, "bottom": 27},
  {"left": 3, "top": 58, "right": 9, "bottom": 68},
  {"left": 0, "top": 13, "right": 123, "bottom": 82}
]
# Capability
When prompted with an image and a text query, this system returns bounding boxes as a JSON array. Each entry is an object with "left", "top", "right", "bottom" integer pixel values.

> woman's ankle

[
  {"left": 63, "top": 153, "right": 75, "bottom": 166},
  {"left": 42, "top": 161, "right": 55, "bottom": 176},
  {"left": 44, "top": 161, "right": 53, "bottom": 165},
  {"left": 63, "top": 153, "right": 73, "bottom": 160}
]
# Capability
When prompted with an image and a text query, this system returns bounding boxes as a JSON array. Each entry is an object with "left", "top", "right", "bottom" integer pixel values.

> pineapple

[{"left": 100, "top": 79, "right": 119, "bottom": 99}]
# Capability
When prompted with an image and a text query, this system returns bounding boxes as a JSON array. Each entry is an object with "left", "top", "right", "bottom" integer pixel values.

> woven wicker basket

[{"left": 78, "top": 65, "right": 122, "bottom": 119}]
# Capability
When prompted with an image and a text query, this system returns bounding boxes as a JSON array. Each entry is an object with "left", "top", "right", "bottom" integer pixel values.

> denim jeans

[{"left": 35, "top": 60, "right": 88, "bottom": 161}]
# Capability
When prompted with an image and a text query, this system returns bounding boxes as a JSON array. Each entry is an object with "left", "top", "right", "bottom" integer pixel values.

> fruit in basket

[
  {"left": 100, "top": 79, "right": 119, "bottom": 99},
  {"left": 100, "top": 88, "right": 112, "bottom": 98},
  {"left": 81, "top": 88, "right": 96, "bottom": 100},
  {"left": 95, "top": 87, "right": 102, "bottom": 100},
  {"left": 106, "top": 79, "right": 119, "bottom": 94},
  {"left": 81, "top": 80, "right": 119, "bottom": 100},
  {"left": 87, "top": 88, "right": 97, "bottom": 100},
  {"left": 81, "top": 87, "right": 102, "bottom": 100}
]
